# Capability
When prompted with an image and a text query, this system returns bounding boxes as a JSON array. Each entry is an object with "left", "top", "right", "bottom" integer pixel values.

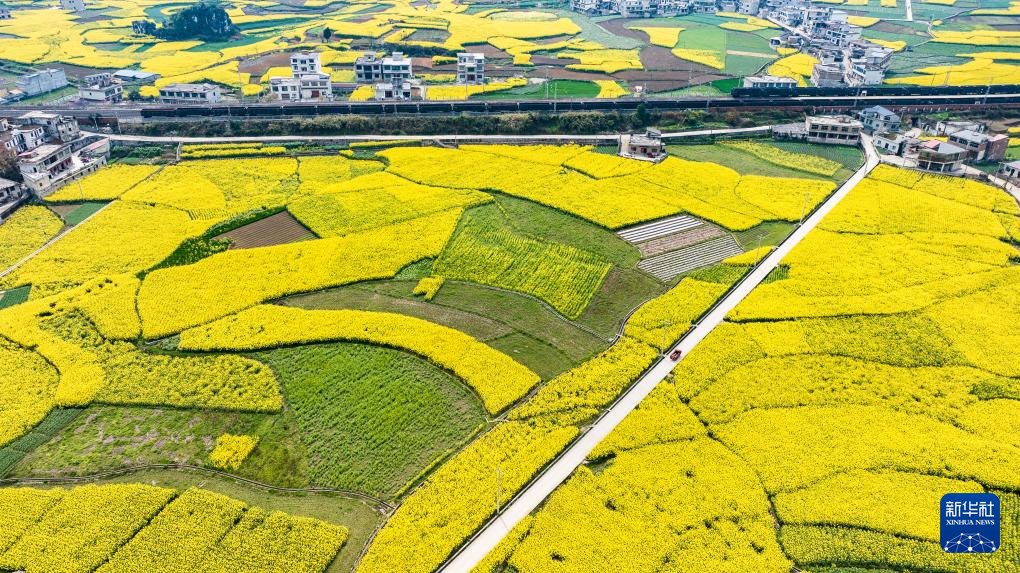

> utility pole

[
  {"left": 495, "top": 466, "right": 502, "bottom": 513},
  {"left": 660, "top": 320, "right": 671, "bottom": 355},
  {"left": 799, "top": 191, "right": 810, "bottom": 225}
]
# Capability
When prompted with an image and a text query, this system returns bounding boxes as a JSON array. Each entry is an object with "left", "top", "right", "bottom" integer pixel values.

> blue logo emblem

[{"left": 941, "top": 493, "right": 1000, "bottom": 554}]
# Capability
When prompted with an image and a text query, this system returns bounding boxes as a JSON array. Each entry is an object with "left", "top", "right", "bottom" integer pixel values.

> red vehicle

[{"left": 669, "top": 349, "right": 683, "bottom": 361}]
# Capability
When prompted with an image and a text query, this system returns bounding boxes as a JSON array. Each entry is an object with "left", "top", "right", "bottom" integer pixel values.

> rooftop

[
  {"left": 920, "top": 140, "right": 966, "bottom": 155},
  {"left": 18, "top": 143, "right": 65, "bottom": 161},
  {"left": 114, "top": 69, "right": 160, "bottom": 79},
  {"left": 746, "top": 74, "right": 796, "bottom": 83},
  {"left": 862, "top": 105, "right": 897, "bottom": 118},
  {"left": 809, "top": 115, "right": 863, "bottom": 127},
  {"left": 160, "top": 83, "right": 219, "bottom": 92},
  {"left": 19, "top": 111, "right": 59, "bottom": 120}
]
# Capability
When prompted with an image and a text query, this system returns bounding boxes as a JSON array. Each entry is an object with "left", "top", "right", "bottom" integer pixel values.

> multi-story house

[
  {"left": 19, "top": 112, "right": 80, "bottom": 143},
  {"left": 917, "top": 140, "right": 966, "bottom": 173},
  {"left": 355, "top": 52, "right": 413, "bottom": 84},
  {"left": 79, "top": 73, "right": 123, "bottom": 103},
  {"left": 804, "top": 115, "right": 862, "bottom": 145},
  {"left": 811, "top": 62, "right": 844, "bottom": 87},
  {"left": 858, "top": 105, "right": 901, "bottom": 134},
  {"left": 947, "top": 130, "right": 1009, "bottom": 162},
  {"left": 269, "top": 52, "right": 333, "bottom": 101},
  {"left": 457, "top": 53, "right": 485, "bottom": 84},
  {"left": 16, "top": 69, "right": 67, "bottom": 97},
  {"left": 12, "top": 125, "right": 46, "bottom": 152}
]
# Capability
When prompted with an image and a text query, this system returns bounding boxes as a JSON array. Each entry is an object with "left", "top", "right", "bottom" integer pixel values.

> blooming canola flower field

[
  {"left": 472, "top": 165, "right": 1020, "bottom": 573},
  {"left": 5, "top": 139, "right": 1015, "bottom": 573}
]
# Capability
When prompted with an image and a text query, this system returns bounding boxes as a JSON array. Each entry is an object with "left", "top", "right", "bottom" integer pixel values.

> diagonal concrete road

[{"left": 437, "top": 136, "right": 880, "bottom": 573}]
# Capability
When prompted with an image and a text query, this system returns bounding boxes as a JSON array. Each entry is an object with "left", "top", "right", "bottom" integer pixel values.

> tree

[
  {"left": 0, "top": 150, "right": 21, "bottom": 183},
  {"left": 322, "top": 26, "right": 333, "bottom": 42},
  {"left": 155, "top": 0, "right": 237, "bottom": 41},
  {"left": 635, "top": 103, "right": 650, "bottom": 127}
]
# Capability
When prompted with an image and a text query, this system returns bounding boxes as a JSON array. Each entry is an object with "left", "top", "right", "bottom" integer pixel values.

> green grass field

[
  {"left": 473, "top": 79, "right": 600, "bottom": 100},
  {"left": 433, "top": 204, "right": 613, "bottom": 319},
  {"left": 12, "top": 342, "right": 486, "bottom": 501},
  {"left": 11, "top": 405, "right": 310, "bottom": 486},
  {"left": 0, "top": 285, "right": 31, "bottom": 310},
  {"left": 255, "top": 343, "right": 486, "bottom": 499},
  {"left": 56, "top": 202, "right": 108, "bottom": 226},
  {"left": 668, "top": 140, "right": 861, "bottom": 182}
]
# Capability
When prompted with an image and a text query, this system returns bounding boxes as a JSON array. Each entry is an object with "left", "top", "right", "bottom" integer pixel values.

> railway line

[{"left": 3, "top": 85, "right": 1020, "bottom": 122}]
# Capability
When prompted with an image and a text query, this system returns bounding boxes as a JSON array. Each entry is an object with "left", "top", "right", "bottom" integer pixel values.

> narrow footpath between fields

[{"left": 437, "top": 135, "right": 881, "bottom": 573}]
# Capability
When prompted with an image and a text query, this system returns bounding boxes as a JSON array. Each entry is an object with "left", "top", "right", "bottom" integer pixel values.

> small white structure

[
  {"left": 158, "top": 83, "right": 222, "bottom": 104},
  {"left": 0, "top": 4, "right": 12, "bottom": 18},
  {"left": 742, "top": 75, "right": 797, "bottom": 89},
  {"left": 619, "top": 129, "right": 666, "bottom": 162},
  {"left": 59, "top": 0, "right": 85, "bottom": 12},
  {"left": 269, "top": 52, "right": 333, "bottom": 101},
  {"left": 114, "top": 69, "right": 160, "bottom": 84},
  {"left": 16, "top": 69, "right": 68, "bottom": 97},
  {"left": 79, "top": 72, "right": 123, "bottom": 103},
  {"left": 998, "top": 159, "right": 1020, "bottom": 183},
  {"left": 457, "top": 53, "right": 485, "bottom": 85},
  {"left": 0, "top": 177, "right": 27, "bottom": 220},
  {"left": 373, "top": 79, "right": 427, "bottom": 101}
]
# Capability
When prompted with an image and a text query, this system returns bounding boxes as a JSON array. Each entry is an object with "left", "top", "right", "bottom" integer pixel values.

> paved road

[
  {"left": 87, "top": 125, "right": 772, "bottom": 144},
  {"left": 905, "top": 0, "right": 914, "bottom": 21},
  {"left": 437, "top": 135, "right": 881, "bottom": 573}
]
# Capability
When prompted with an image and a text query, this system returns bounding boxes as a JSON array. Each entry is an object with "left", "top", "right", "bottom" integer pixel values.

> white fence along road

[{"left": 438, "top": 135, "right": 880, "bottom": 573}]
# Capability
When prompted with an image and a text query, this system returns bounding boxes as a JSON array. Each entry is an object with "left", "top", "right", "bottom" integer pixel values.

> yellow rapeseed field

[
  {"left": 178, "top": 304, "right": 540, "bottom": 414},
  {"left": 474, "top": 165, "right": 1020, "bottom": 573}
]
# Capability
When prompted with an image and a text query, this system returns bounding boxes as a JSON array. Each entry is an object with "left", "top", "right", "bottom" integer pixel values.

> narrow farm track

[
  {"left": 437, "top": 136, "right": 881, "bottom": 573},
  {"left": 0, "top": 462, "right": 395, "bottom": 511}
]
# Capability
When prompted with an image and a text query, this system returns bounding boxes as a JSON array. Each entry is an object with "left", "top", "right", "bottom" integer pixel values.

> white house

[
  {"left": 373, "top": 79, "right": 427, "bottom": 101},
  {"left": 158, "top": 83, "right": 222, "bottom": 104},
  {"left": 457, "top": 53, "right": 485, "bottom": 85},
  {"left": 269, "top": 52, "right": 332, "bottom": 101},
  {"left": 16, "top": 69, "right": 68, "bottom": 97}
]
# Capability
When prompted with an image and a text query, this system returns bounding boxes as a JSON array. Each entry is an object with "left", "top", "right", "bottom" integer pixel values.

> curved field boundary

[{"left": 0, "top": 462, "right": 396, "bottom": 512}]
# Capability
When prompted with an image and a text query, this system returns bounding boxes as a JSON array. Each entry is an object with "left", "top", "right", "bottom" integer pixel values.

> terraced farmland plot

[
  {"left": 434, "top": 205, "right": 612, "bottom": 319},
  {"left": 616, "top": 215, "right": 705, "bottom": 243},
  {"left": 214, "top": 210, "right": 317, "bottom": 249},
  {"left": 0, "top": 140, "right": 869, "bottom": 573},
  {"left": 637, "top": 235, "right": 744, "bottom": 280}
]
